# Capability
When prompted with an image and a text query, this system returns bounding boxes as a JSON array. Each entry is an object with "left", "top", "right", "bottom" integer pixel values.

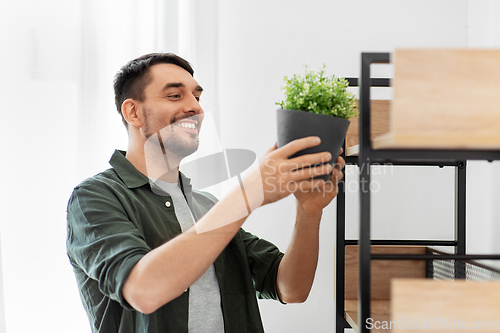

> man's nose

[{"left": 184, "top": 94, "right": 203, "bottom": 114}]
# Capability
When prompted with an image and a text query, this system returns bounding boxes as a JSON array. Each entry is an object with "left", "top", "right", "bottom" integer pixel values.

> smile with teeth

[{"left": 174, "top": 122, "right": 197, "bottom": 131}]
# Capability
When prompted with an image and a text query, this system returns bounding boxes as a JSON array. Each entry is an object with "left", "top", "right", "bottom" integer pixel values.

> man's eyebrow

[
  {"left": 162, "top": 82, "right": 203, "bottom": 93},
  {"left": 163, "top": 82, "right": 185, "bottom": 90}
]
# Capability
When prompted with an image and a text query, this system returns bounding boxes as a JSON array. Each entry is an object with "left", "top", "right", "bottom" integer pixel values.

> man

[{"left": 66, "top": 53, "right": 345, "bottom": 333}]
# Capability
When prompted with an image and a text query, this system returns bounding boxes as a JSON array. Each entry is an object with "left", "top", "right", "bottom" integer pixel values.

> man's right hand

[{"left": 242, "top": 136, "right": 333, "bottom": 208}]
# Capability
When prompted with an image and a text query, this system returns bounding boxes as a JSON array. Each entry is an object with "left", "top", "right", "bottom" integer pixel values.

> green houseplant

[{"left": 276, "top": 66, "right": 357, "bottom": 180}]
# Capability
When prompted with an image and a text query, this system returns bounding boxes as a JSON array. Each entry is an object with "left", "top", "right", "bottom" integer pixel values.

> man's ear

[{"left": 122, "top": 99, "right": 141, "bottom": 129}]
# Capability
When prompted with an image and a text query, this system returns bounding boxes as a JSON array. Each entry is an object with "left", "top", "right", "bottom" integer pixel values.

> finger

[
  {"left": 333, "top": 156, "right": 346, "bottom": 170},
  {"left": 335, "top": 169, "right": 344, "bottom": 182},
  {"left": 323, "top": 166, "right": 343, "bottom": 183},
  {"left": 290, "top": 151, "right": 332, "bottom": 169},
  {"left": 277, "top": 136, "right": 321, "bottom": 159},
  {"left": 290, "top": 163, "right": 333, "bottom": 181},
  {"left": 266, "top": 142, "right": 278, "bottom": 154}
]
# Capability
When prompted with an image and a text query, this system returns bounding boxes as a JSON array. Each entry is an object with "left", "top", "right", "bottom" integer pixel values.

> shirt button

[{"left": 165, "top": 201, "right": 171, "bottom": 208}]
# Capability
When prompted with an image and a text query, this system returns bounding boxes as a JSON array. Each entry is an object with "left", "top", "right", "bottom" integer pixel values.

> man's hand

[
  {"left": 249, "top": 136, "right": 334, "bottom": 207},
  {"left": 293, "top": 149, "right": 345, "bottom": 215}
]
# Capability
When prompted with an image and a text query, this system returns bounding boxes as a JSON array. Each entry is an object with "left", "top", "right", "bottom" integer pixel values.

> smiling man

[{"left": 66, "top": 53, "right": 345, "bottom": 333}]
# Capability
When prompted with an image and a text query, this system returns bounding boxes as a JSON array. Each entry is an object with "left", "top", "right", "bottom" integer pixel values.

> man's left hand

[{"left": 293, "top": 149, "right": 345, "bottom": 215}]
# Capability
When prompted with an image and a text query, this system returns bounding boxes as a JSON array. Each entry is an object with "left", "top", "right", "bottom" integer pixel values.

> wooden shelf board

[
  {"left": 345, "top": 246, "right": 426, "bottom": 300},
  {"left": 345, "top": 99, "right": 391, "bottom": 157},
  {"left": 345, "top": 132, "right": 500, "bottom": 156},
  {"left": 391, "top": 279, "right": 500, "bottom": 333},
  {"left": 380, "top": 49, "right": 500, "bottom": 150},
  {"left": 346, "top": 144, "right": 359, "bottom": 157},
  {"left": 346, "top": 50, "right": 500, "bottom": 152},
  {"left": 345, "top": 299, "right": 391, "bottom": 333},
  {"left": 373, "top": 133, "right": 500, "bottom": 150}
]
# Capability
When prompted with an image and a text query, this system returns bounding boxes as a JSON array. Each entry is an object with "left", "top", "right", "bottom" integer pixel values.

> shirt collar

[
  {"left": 179, "top": 171, "right": 193, "bottom": 197},
  {"left": 109, "top": 150, "right": 150, "bottom": 189},
  {"left": 109, "top": 150, "right": 194, "bottom": 192}
]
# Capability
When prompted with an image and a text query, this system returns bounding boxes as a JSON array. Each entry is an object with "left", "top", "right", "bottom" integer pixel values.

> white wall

[
  {"left": 0, "top": 1, "right": 169, "bottom": 332},
  {"left": 0, "top": 2, "right": 84, "bottom": 332},
  {"left": 466, "top": 0, "right": 500, "bottom": 265}
]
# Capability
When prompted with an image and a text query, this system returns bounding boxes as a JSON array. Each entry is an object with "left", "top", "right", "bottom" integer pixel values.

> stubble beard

[
  {"left": 162, "top": 131, "right": 199, "bottom": 159},
  {"left": 143, "top": 107, "right": 200, "bottom": 160}
]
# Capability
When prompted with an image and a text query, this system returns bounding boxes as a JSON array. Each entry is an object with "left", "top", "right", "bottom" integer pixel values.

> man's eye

[
  {"left": 195, "top": 96, "right": 200, "bottom": 102},
  {"left": 169, "top": 94, "right": 181, "bottom": 99}
]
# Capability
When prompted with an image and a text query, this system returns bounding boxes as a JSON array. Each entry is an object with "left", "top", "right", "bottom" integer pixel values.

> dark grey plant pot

[{"left": 277, "top": 109, "right": 350, "bottom": 181}]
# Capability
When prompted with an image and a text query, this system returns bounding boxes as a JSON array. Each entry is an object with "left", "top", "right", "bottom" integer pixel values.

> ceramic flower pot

[{"left": 277, "top": 108, "right": 350, "bottom": 181}]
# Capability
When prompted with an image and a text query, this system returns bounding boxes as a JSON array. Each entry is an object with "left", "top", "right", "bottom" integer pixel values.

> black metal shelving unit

[{"left": 335, "top": 52, "right": 500, "bottom": 333}]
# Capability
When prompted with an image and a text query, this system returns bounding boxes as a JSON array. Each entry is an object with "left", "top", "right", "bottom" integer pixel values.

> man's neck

[{"left": 125, "top": 142, "right": 182, "bottom": 183}]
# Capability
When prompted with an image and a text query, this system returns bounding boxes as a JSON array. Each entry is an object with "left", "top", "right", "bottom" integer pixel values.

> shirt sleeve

[
  {"left": 66, "top": 181, "right": 150, "bottom": 309},
  {"left": 239, "top": 229, "right": 286, "bottom": 304}
]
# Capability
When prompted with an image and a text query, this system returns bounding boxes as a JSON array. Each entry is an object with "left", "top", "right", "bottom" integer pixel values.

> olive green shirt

[{"left": 66, "top": 150, "right": 284, "bottom": 333}]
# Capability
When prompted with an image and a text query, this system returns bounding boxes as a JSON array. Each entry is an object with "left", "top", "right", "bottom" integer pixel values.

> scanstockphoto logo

[
  {"left": 144, "top": 112, "right": 264, "bottom": 232},
  {"left": 366, "top": 318, "right": 500, "bottom": 331}
]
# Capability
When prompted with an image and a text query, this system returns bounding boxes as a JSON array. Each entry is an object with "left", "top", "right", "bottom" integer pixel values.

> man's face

[{"left": 140, "top": 63, "right": 204, "bottom": 159}]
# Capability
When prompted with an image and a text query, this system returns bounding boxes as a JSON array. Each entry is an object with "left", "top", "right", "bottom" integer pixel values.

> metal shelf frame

[{"left": 335, "top": 52, "right": 500, "bottom": 333}]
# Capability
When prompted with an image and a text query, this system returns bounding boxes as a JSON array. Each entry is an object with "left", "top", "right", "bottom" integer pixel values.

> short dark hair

[{"left": 113, "top": 53, "right": 194, "bottom": 128}]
